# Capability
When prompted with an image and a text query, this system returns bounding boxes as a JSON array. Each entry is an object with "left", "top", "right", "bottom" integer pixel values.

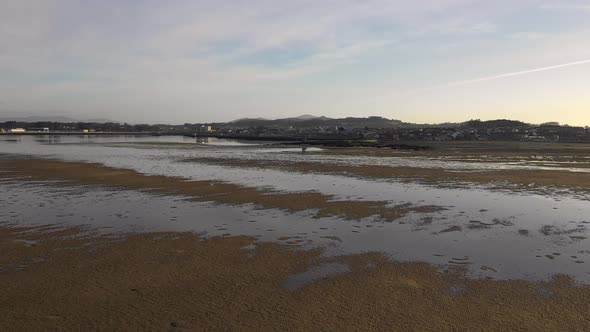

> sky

[{"left": 1, "top": 0, "right": 590, "bottom": 125}]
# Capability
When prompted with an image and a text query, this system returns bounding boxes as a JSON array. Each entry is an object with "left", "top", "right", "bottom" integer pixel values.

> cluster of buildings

[
  {"left": 212, "top": 123, "right": 590, "bottom": 143},
  {"left": 0, "top": 127, "right": 49, "bottom": 133},
  {"left": 2, "top": 119, "right": 589, "bottom": 143},
  {"left": 148, "top": 123, "right": 212, "bottom": 135},
  {"left": 388, "top": 125, "right": 590, "bottom": 142},
  {"left": 0, "top": 127, "right": 101, "bottom": 134},
  {"left": 0, "top": 121, "right": 154, "bottom": 134},
  {"left": 448, "top": 124, "right": 590, "bottom": 142}
]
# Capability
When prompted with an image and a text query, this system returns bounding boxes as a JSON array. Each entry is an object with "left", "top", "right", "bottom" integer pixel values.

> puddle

[
  {"left": 285, "top": 262, "right": 351, "bottom": 291},
  {"left": 11, "top": 239, "right": 38, "bottom": 247},
  {"left": 448, "top": 284, "right": 467, "bottom": 297},
  {"left": 1, "top": 136, "right": 590, "bottom": 283}
]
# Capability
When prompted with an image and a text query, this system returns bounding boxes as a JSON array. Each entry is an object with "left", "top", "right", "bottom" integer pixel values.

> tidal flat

[{"left": 1, "top": 136, "right": 590, "bottom": 330}]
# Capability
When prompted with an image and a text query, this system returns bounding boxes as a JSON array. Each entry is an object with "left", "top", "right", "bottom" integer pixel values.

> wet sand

[
  {"left": 2, "top": 224, "right": 590, "bottom": 331},
  {"left": 190, "top": 156, "right": 590, "bottom": 191},
  {"left": 315, "top": 141, "right": 590, "bottom": 156},
  {"left": 0, "top": 158, "right": 441, "bottom": 222},
  {"left": 2, "top": 149, "right": 590, "bottom": 330}
]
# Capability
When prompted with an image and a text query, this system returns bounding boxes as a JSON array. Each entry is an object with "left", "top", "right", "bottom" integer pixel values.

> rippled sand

[
  {"left": 2, "top": 225, "right": 590, "bottom": 331},
  {"left": 2, "top": 138, "right": 590, "bottom": 330},
  {"left": 187, "top": 156, "right": 590, "bottom": 191},
  {"left": 0, "top": 159, "right": 441, "bottom": 222}
]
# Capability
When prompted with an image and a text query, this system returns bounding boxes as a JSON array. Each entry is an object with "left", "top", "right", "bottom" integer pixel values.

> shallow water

[{"left": 1, "top": 135, "right": 590, "bottom": 283}]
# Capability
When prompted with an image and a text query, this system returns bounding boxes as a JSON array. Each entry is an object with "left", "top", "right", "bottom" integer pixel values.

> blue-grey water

[{"left": 1, "top": 135, "right": 589, "bottom": 283}]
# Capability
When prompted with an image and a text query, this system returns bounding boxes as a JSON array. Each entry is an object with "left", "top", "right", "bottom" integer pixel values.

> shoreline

[
  {"left": 187, "top": 156, "right": 590, "bottom": 193},
  {"left": 0, "top": 131, "right": 159, "bottom": 136},
  {"left": 0, "top": 157, "right": 442, "bottom": 222},
  {"left": 2, "top": 145, "right": 590, "bottom": 329}
]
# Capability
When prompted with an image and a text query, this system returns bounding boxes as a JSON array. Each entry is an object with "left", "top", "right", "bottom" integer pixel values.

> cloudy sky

[{"left": 1, "top": 0, "right": 590, "bottom": 125}]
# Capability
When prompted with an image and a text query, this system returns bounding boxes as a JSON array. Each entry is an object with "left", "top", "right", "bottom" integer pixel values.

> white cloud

[{"left": 1, "top": 0, "right": 590, "bottom": 124}]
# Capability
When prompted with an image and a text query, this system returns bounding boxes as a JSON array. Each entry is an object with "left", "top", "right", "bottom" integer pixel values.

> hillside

[
  {"left": 221, "top": 115, "right": 406, "bottom": 129},
  {"left": 462, "top": 119, "right": 529, "bottom": 129}
]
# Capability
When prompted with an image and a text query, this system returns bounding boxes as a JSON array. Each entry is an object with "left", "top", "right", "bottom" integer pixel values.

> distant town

[{"left": 1, "top": 115, "right": 590, "bottom": 144}]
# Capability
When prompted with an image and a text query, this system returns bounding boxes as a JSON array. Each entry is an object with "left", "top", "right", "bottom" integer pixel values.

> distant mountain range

[
  {"left": 0, "top": 116, "right": 115, "bottom": 123},
  {"left": 0, "top": 114, "right": 570, "bottom": 129},
  {"left": 220, "top": 115, "right": 407, "bottom": 129},
  {"left": 218, "top": 115, "right": 557, "bottom": 129},
  {"left": 462, "top": 119, "right": 529, "bottom": 128}
]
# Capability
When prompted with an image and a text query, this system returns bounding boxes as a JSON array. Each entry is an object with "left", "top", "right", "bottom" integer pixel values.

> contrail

[
  {"left": 440, "top": 58, "right": 590, "bottom": 89},
  {"left": 391, "top": 58, "right": 590, "bottom": 99}
]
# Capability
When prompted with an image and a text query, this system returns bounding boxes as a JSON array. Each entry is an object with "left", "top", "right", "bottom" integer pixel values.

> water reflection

[
  {"left": 196, "top": 137, "right": 213, "bottom": 144},
  {"left": 1, "top": 179, "right": 589, "bottom": 282},
  {"left": 1, "top": 135, "right": 590, "bottom": 283}
]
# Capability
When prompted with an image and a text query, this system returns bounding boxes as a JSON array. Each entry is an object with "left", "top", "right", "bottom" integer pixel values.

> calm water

[{"left": 1, "top": 135, "right": 589, "bottom": 283}]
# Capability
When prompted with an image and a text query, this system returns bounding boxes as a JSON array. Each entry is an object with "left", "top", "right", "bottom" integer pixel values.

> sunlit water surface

[{"left": 1, "top": 135, "right": 589, "bottom": 283}]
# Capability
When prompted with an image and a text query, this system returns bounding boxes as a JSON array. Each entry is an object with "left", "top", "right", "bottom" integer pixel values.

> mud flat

[
  {"left": 2, "top": 224, "right": 590, "bottom": 331},
  {"left": 188, "top": 156, "right": 590, "bottom": 192},
  {"left": 0, "top": 158, "right": 441, "bottom": 222},
  {"left": 2, "top": 140, "right": 590, "bottom": 330},
  {"left": 314, "top": 141, "right": 590, "bottom": 156}
]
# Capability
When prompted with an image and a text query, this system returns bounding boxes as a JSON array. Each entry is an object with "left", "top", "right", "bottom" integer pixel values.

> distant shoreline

[
  {"left": 0, "top": 131, "right": 159, "bottom": 136},
  {"left": 3, "top": 132, "right": 590, "bottom": 147}
]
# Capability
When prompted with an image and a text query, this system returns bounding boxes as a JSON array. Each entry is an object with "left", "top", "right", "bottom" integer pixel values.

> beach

[{"left": 1, "top": 136, "right": 590, "bottom": 330}]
